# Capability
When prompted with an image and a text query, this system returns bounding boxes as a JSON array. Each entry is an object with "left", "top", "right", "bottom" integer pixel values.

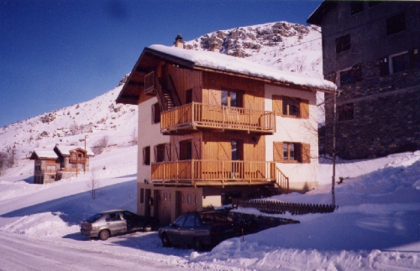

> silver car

[{"left": 80, "top": 209, "right": 157, "bottom": 240}]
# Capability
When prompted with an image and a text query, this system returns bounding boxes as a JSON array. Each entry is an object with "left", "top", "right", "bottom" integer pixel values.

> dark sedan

[
  {"left": 158, "top": 211, "right": 237, "bottom": 251},
  {"left": 80, "top": 209, "right": 158, "bottom": 240}
]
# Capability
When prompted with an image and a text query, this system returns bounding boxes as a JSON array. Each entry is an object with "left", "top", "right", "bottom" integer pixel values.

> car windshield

[{"left": 85, "top": 213, "right": 102, "bottom": 223}]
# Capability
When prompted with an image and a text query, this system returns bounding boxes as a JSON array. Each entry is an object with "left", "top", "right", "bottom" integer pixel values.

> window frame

[
  {"left": 273, "top": 142, "right": 310, "bottom": 164},
  {"left": 390, "top": 51, "right": 409, "bottom": 74},
  {"left": 151, "top": 102, "right": 161, "bottom": 124},
  {"left": 221, "top": 89, "right": 243, "bottom": 108},
  {"left": 272, "top": 95, "right": 309, "bottom": 119},
  {"left": 143, "top": 146, "right": 151, "bottom": 165},
  {"left": 335, "top": 34, "right": 351, "bottom": 54}
]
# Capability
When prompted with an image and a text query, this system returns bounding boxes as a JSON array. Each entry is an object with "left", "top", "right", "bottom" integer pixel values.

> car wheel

[
  {"left": 99, "top": 230, "right": 110, "bottom": 241},
  {"left": 143, "top": 224, "right": 152, "bottom": 232},
  {"left": 161, "top": 233, "right": 171, "bottom": 247},
  {"left": 193, "top": 238, "right": 204, "bottom": 252}
]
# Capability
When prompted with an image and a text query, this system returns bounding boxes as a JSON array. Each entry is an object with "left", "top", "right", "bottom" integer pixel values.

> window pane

[
  {"left": 221, "top": 90, "right": 228, "bottom": 106},
  {"left": 231, "top": 140, "right": 238, "bottom": 160},
  {"left": 289, "top": 144, "right": 295, "bottom": 160},
  {"left": 282, "top": 99, "right": 288, "bottom": 115},
  {"left": 230, "top": 91, "right": 238, "bottom": 107},
  {"left": 392, "top": 53, "right": 409, "bottom": 73},
  {"left": 283, "top": 144, "right": 289, "bottom": 160},
  {"left": 336, "top": 34, "right": 351, "bottom": 53}
]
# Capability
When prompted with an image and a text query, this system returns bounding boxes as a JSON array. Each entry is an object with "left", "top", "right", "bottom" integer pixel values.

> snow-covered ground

[{"left": 1, "top": 145, "right": 419, "bottom": 270}]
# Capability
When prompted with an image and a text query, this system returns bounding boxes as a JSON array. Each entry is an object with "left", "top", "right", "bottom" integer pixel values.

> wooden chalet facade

[
  {"left": 116, "top": 38, "right": 336, "bottom": 225},
  {"left": 30, "top": 146, "right": 94, "bottom": 184}
]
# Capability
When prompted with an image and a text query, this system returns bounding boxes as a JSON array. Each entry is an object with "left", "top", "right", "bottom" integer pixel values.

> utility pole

[{"left": 331, "top": 90, "right": 337, "bottom": 206}]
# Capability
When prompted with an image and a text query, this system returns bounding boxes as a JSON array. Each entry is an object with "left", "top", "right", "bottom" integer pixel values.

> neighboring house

[
  {"left": 308, "top": 1, "right": 420, "bottom": 159},
  {"left": 116, "top": 37, "right": 335, "bottom": 225},
  {"left": 30, "top": 146, "right": 94, "bottom": 184}
]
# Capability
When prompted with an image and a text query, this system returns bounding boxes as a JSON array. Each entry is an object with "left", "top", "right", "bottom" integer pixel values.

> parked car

[
  {"left": 80, "top": 209, "right": 158, "bottom": 240},
  {"left": 158, "top": 211, "right": 237, "bottom": 251}
]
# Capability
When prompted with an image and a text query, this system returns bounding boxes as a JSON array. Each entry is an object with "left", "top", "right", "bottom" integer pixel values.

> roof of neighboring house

[
  {"left": 30, "top": 149, "right": 58, "bottom": 160},
  {"left": 116, "top": 44, "right": 337, "bottom": 105},
  {"left": 307, "top": 1, "right": 337, "bottom": 26},
  {"left": 54, "top": 146, "right": 94, "bottom": 157}
]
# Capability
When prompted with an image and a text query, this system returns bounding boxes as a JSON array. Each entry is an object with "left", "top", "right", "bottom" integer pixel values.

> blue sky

[{"left": 0, "top": 0, "right": 321, "bottom": 128}]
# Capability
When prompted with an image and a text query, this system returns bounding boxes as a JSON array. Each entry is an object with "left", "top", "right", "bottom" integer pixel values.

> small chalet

[
  {"left": 30, "top": 146, "right": 94, "bottom": 184},
  {"left": 116, "top": 36, "right": 336, "bottom": 225}
]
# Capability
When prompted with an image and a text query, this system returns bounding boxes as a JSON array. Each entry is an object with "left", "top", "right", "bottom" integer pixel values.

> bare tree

[
  {"left": 87, "top": 170, "right": 99, "bottom": 200},
  {"left": 92, "top": 135, "right": 109, "bottom": 155}
]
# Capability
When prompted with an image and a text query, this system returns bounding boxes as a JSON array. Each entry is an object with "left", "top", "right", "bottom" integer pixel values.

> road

[{"left": 0, "top": 232, "right": 197, "bottom": 271}]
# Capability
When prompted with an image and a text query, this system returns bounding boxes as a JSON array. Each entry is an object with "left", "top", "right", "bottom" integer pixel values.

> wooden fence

[{"left": 232, "top": 198, "right": 338, "bottom": 215}]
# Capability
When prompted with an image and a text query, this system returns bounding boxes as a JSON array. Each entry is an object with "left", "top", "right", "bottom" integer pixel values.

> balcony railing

[
  {"left": 151, "top": 160, "right": 276, "bottom": 187},
  {"left": 160, "top": 102, "right": 275, "bottom": 134}
]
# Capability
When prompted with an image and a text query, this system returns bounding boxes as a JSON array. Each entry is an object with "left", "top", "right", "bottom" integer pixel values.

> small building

[
  {"left": 30, "top": 149, "right": 59, "bottom": 184},
  {"left": 308, "top": 1, "right": 420, "bottom": 159},
  {"left": 116, "top": 37, "right": 336, "bottom": 225},
  {"left": 30, "top": 146, "right": 94, "bottom": 184}
]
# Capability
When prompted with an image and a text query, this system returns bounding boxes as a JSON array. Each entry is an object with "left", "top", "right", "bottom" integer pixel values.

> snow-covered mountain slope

[{"left": 185, "top": 21, "right": 323, "bottom": 76}]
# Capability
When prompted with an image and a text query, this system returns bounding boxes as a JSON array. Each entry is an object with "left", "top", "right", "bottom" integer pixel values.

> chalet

[
  {"left": 30, "top": 146, "right": 94, "bottom": 184},
  {"left": 308, "top": 1, "right": 420, "bottom": 159},
  {"left": 116, "top": 36, "right": 336, "bottom": 225}
]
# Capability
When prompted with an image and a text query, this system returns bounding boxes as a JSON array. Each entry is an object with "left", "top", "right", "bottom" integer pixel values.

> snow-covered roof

[
  {"left": 30, "top": 149, "right": 58, "bottom": 160},
  {"left": 54, "top": 145, "right": 94, "bottom": 157},
  {"left": 148, "top": 44, "right": 337, "bottom": 92},
  {"left": 116, "top": 43, "right": 337, "bottom": 105}
]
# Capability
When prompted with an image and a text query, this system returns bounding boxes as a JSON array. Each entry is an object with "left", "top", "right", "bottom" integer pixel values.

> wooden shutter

[
  {"left": 272, "top": 95, "right": 283, "bottom": 115},
  {"left": 301, "top": 143, "right": 311, "bottom": 163},
  {"left": 300, "top": 99, "right": 309, "bottom": 119},
  {"left": 273, "top": 142, "right": 283, "bottom": 162},
  {"left": 379, "top": 57, "right": 389, "bottom": 77}
]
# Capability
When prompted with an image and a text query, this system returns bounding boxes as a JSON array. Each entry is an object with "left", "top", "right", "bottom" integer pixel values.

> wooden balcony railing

[
  {"left": 160, "top": 102, "right": 275, "bottom": 134},
  {"left": 151, "top": 160, "right": 276, "bottom": 187}
]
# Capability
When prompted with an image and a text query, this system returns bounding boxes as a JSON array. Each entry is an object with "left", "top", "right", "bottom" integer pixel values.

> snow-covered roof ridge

[
  {"left": 31, "top": 148, "right": 58, "bottom": 159},
  {"left": 148, "top": 44, "right": 336, "bottom": 92},
  {"left": 54, "top": 145, "right": 94, "bottom": 156}
]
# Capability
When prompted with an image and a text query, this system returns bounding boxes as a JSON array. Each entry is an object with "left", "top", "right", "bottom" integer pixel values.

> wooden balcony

[
  {"left": 160, "top": 102, "right": 275, "bottom": 134},
  {"left": 151, "top": 160, "right": 276, "bottom": 187}
]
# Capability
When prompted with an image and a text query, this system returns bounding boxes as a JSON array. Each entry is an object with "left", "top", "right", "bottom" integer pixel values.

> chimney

[
  {"left": 174, "top": 34, "right": 184, "bottom": 49},
  {"left": 211, "top": 41, "right": 220, "bottom": 52}
]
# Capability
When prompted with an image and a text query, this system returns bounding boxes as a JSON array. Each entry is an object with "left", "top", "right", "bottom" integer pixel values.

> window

[
  {"left": 154, "top": 143, "right": 170, "bottom": 163},
  {"left": 350, "top": 2, "right": 364, "bottom": 15},
  {"left": 143, "top": 146, "right": 150, "bottom": 165},
  {"left": 140, "top": 189, "right": 144, "bottom": 204},
  {"left": 272, "top": 95, "right": 309, "bottom": 118},
  {"left": 273, "top": 142, "right": 310, "bottom": 163},
  {"left": 391, "top": 52, "right": 409, "bottom": 73},
  {"left": 339, "top": 65, "right": 362, "bottom": 86},
  {"left": 151, "top": 103, "right": 160, "bottom": 124},
  {"left": 231, "top": 140, "right": 243, "bottom": 161},
  {"left": 187, "top": 194, "right": 191, "bottom": 204},
  {"left": 387, "top": 13, "right": 406, "bottom": 36},
  {"left": 335, "top": 34, "right": 351, "bottom": 54},
  {"left": 338, "top": 103, "right": 354, "bottom": 121},
  {"left": 179, "top": 140, "right": 192, "bottom": 160},
  {"left": 221, "top": 90, "right": 242, "bottom": 107}
]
